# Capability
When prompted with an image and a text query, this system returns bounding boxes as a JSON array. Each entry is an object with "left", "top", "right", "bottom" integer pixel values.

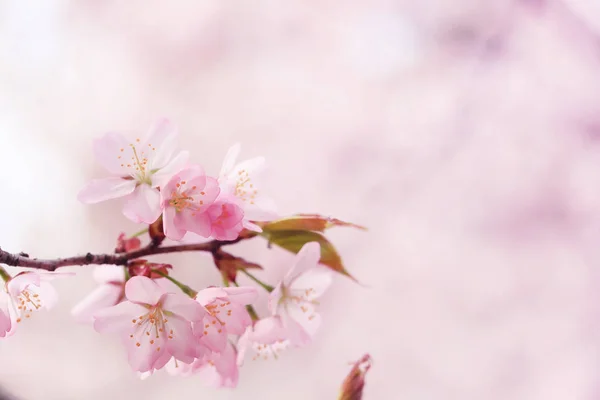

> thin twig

[{"left": 0, "top": 236, "right": 247, "bottom": 272}]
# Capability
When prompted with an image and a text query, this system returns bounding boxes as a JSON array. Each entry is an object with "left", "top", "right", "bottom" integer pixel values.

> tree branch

[{"left": 0, "top": 236, "right": 248, "bottom": 272}]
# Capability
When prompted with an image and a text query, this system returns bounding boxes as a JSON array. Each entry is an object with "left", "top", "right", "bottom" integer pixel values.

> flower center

[
  {"left": 117, "top": 138, "right": 157, "bottom": 185},
  {"left": 252, "top": 340, "right": 289, "bottom": 361},
  {"left": 130, "top": 305, "right": 175, "bottom": 351},
  {"left": 15, "top": 289, "right": 42, "bottom": 323},
  {"left": 201, "top": 300, "right": 232, "bottom": 336},
  {"left": 281, "top": 286, "right": 318, "bottom": 321},
  {"left": 168, "top": 180, "right": 204, "bottom": 215},
  {"left": 235, "top": 169, "right": 258, "bottom": 204}
]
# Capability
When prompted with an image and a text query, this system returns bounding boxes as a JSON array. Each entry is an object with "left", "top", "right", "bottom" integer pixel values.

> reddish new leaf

[
  {"left": 260, "top": 214, "right": 366, "bottom": 233},
  {"left": 213, "top": 250, "right": 263, "bottom": 283},
  {"left": 264, "top": 230, "right": 356, "bottom": 280}
]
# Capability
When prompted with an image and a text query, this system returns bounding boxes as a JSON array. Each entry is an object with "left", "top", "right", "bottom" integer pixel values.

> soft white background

[{"left": 2, "top": 1, "right": 600, "bottom": 399}]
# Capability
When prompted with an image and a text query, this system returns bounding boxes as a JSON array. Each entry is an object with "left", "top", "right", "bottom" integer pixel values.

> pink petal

[
  {"left": 284, "top": 242, "right": 321, "bottom": 285},
  {"left": 219, "top": 143, "right": 241, "bottom": 177},
  {"left": 197, "top": 315, "right": 227, "bottom": 352},
  {"left": 125, "top": 276, "right": 165, "bottom": 306},
  {"left": 196, "top": 176, "right": 220, "bottom": 213},
  {"left": 161, "top": 165, "right": 205, "bottom": 196},
  {"left": 218, "top": 302, "right": 251, "bottom": 335},
  {"left": 7, "top": 272, "right": 40, "bottom": 298},
  {"left": 231, "top": 156, "right": 265, "bottom": 179},
  {"left": 78, "top": 178, "right": 137, "bottom": 204},
  {"left": 165, "top": 315, "right": 199, "bottom": 363},
  {"left": 280, "top": 311, "right": 312, "bottom": 347},
  {"left": 163, "top": 207, "right": 186, "bottom": 241},
  {"left": 93, "top": 132, "right": 132, "bottom": 175},
  {"left": 222, "top": 286, "right": 258, "bottom": 305},
  {"left": 242, "top": 196, "right": 279, "bottom": 221},
  {"left": 35, "top": 281, "right": 58, "bottom": 310},
  {"left": 268, "top": 284, "right": 283, "bottom": 315},
  {"left": 242, "top": 220, "right": 263, "bottom": 233},
  {"left": 286, "top": 302, "right": 321, "bottom": 337},
  {"left": 236, "top": 328, "right": 252, "bottom": 366},
  {"left": 151, "top": 151, "right": 189, "bottom": 188},
  {"left": 252, "top": 316, "right": 288, "bottom": 343},
  {"left": 143, "top": 118, "right": 178, "bottom": 170},
  {"left": 162, "top": 293, "right": 206, "bottom": 322},
  {"left": 176, "top": 209, "right": 212, "bottom": 238},
  {"left": 93, "top": 266, "right": 126, "bottom": 284},
  {"left": 93, "top": 301, "right": 148, "bottom": 334},
  {"left": 195, "top": 288, "right": 228, "bottom": 306},
  {"left": 127, "top": 331, "right": 166, "bottom": 373},
  {"left": 0, "top": 294, "right": 13, "bottom": 338},
  {"left": 122, "top": 184, "right": 162, "bottom": 224},
  {"left": 289, "top": 267, "right": 333, "bottom": 300},
  {"left": 72, "top": 284, "right": 123, "bottom": 323}
]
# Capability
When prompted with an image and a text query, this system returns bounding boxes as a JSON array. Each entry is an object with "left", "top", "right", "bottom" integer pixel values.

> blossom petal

[
  {"left": 127, "top": 332, "right": 166, "bottom": 373},
  {"left": 77, "top": 178, "right": 136, "bottom": 204},
  {"left": 162, "top": 293, "right": 206, "bottom": 322},
  {"left": 152, "top": 151, "right": 190, "bottom": 188},
  {"left": 93, "top": 301, "right": 148, "bottom": 334},
  {"left": 219, "top": 143, "right": 241, "bottom": 177},
  {"left": 242, "top": 196, "right": 279, "bottom": 221},
  {"left": 93, "top": 132, "right": 132, "bottom": 175},
  {"left": 252, "top": 316, "right": 288, "bottom": 343},
  {"left": 284, "top": 242, "right": 321, "bottom": 285},
  {"left": 289, "top": 267, "right": 333, "bottom": 300},
  {"left": 122, "top": 185, "right": 162, "bottom": 224},
  {"left": 197, "top": 315, "right": 227, "bottom": 352},
  {"left": 144, "top": 118, "right": 178, "bottom": 170},
  {"left": 178, "top": 210, "right": 212, "bottom": 238},
  {"left": 236, "top": 328, "right": 251, "bottom": 366},
  {"left": 166, "top": 315, "right": 199, "bottom": 363},
  {"left": 163, "top": 207, "right": 186, "bottom": 241},
  {"left": 280, "top": 310, "right": 313, "bottom": 347},
  {"left": 35, "top": 282, "right": 58, "bottom": 310},
  {"left": 218, "top": 302, "right": 251, "bottom": 335},
  {"left": 93, "top": 266, "right": 126, "bottom": 284},
  {"left": 0, "top": 293, "right": 13, "bottom": 338},
  {"left": 72, "top": 284, "right": 123, "bottom": 323},
  {"left": 195, "top": 287, "right": 228, "bottom": 306},
  {"left": 222, "top": 286, "right": 258, "bottom": 305},
  {"left": 125, "top": 276, "right": 165, "bottom": 306},
  {"left": 7, "top": 272, "right": 40, "bottom": 298}
]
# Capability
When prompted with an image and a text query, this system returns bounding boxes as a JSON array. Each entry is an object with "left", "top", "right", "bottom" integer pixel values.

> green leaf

[
  {"left": 260, "top": 214, "right": 366, "bottom": 233},
  {"left": 263, "top": 230, "right": 356, "bottom": 280}
]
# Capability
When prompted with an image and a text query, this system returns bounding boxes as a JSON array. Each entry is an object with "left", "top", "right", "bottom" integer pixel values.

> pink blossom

[
  {"left": 206, "top": 201, "right": 244, "bottom": 241},
  {"left": 193, "top": 286, "right": 257, "bottom": 352},
  {"left": 160, "top": 165, "right": 220, "bottom": 241},
  {"left": 71, "top": 266, "right": 125, "bottom": 323},
  {"left": 152, "top": 342, "right": 239, "bottom": 387},
  {"left": 78, "top": 118, "right": 188, "bottom": 224},
  {"left": 93, "top": 276, "right": 207, "bottom": 373},
  {"left": 269, "top": 242, "right": 332, "bottom": 346},
  {"left": 218, "top": 143, "right": 278, "bottom": 231},
  {"left": 237, "top": 316, "right": 290, "bottom": 365},
  {"left": 0, "top": 271, "right": 68, "bottom": 337}
]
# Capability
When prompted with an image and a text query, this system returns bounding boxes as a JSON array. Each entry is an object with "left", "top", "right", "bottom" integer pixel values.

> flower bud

[
  {"left": 115, "top": 233, "right": 142, "bottom": 254},
  {"left": 338, "top": 354, "right": 372, "bottom": 400}
]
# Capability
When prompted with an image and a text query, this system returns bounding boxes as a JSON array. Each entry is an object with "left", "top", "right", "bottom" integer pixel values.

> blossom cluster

[
  {"left": 0, "top": 119, "right": 344, "bottom": 388},
  {"left": 77, "top": 118, "right": 276, "bottom": 239}
]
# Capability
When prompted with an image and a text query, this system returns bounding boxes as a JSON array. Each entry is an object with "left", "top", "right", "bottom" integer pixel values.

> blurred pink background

[{"left": 2, "top": 1, "right": 600, "bottom": 399}]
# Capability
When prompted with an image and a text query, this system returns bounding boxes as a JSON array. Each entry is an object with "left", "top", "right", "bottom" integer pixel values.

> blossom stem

[
  {"left": 129, "top": 228, "right": 149, "bottom": 238},
  {"left": 154, "top": 271, "right": 197, "bottom": 298},
  {"left": 0, "top": 266, "right": 10, "bottom": 282},
  {"left": 246, "top": 305, "right": 259, "bottom": 321},
  {"left": 239, "top": 269, "right": 274, "bottom": 292},
  {"left": 0, "top": 235, "right": 254, "bottom": 272}
]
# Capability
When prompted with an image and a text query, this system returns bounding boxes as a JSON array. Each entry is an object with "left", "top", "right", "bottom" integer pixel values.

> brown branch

[{"left": 0, "top": 236, "right": 249, "bottom": 272}]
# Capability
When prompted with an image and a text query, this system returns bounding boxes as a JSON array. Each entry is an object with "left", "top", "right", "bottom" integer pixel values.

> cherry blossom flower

[
  {"left": 206, "top": 201, "right": 244, "bottom": 241},
  {"left": 0, "top": 271, "right": 68, "bottom": 337},
  {"left": 93, "top": 276, "right": 207, "bottom": 373},
  {"left": 218, "top": 143, "right": 278, "bottom": 231},
  {"left": 193, "top": 286, "right": 257, "bottom": 352},
  {"left": 269, "top": 242, "right": 332, "bottom": 346},
  {"left": 237, "top": 316, "right": 290, "bottom": 365},
  {"left": 160, "top": 165, "right": 220, "bottom": 241},
  {"left": 78, "top": 118, "right": 188, "bottom": 224},
  {"left": 71, "top": 266, "right": 125, "bottom": 323}
]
